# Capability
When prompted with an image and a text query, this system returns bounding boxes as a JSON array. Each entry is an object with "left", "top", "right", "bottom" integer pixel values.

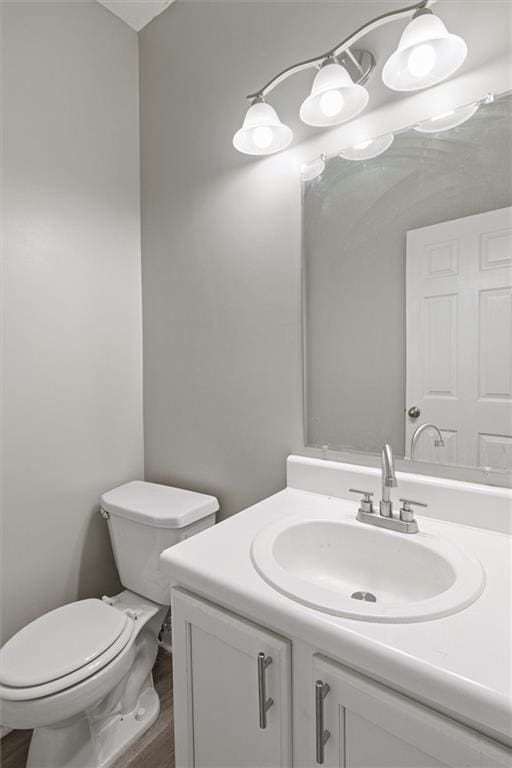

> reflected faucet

[
  {"left": 411, "top": 424, "right": 445, "bottom": 461},
  {"left": 380, "top": 443, "right": 397, "bottom": 518}
]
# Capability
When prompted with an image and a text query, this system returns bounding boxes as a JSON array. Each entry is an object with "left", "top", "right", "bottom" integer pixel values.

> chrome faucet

[
  {"left": 380, "top": 443, "right": 397, "bottom": 518},
  {"left": 349, "top": 443, "right": 426, "bottom": 534},
  {"left": 410, "top": 423, "right": 445, "bottom": 460}
]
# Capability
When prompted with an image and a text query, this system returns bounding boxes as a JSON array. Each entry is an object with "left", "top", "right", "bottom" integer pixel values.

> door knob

[{"left": 408, "top": 406, "right": 421, "bottom": 419}]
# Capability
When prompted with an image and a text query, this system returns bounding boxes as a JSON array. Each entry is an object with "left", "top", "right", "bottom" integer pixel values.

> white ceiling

[{"left": 97, "top": 0, "right": 174, "bottom": 31}]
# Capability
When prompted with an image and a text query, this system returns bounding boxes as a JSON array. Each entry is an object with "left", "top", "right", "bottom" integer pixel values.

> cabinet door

[
  {"left": 172, "top": 588, "right": 292, "bottom": 768},
  {"left": 312, "top": 654, "right": 511, "bottom": 768}
]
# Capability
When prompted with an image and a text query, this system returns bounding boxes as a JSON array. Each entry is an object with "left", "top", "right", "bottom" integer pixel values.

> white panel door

[
  {"left": 312, "top": 654, "right": 511, "bottom": 768},
  {"left": 406, "top": 207, "right": 512, "bottom": 471},
  {"left": 172, "top": 588, "right": 292, "bottom": 768}
]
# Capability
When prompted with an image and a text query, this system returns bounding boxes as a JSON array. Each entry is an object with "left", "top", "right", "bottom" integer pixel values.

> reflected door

[{"left": 406, "top": 207, "right": 512, "bottom": 471}]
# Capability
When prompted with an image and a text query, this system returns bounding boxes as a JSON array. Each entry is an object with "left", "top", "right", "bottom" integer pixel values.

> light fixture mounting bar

[{"left": 246, "top": 0, "right": 437, "bottom": 101}]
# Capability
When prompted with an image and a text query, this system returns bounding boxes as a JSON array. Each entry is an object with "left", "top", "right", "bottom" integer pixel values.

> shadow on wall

[{"left": 77, "top": 507, "right": 121, "bottom": 602}]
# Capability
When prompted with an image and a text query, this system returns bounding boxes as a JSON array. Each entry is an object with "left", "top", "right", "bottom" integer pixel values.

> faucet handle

[
  {"left": 399, "top": 498, "right": 427, "bottom": 523},
  {"left": 349, "top": 489, "right": 374, "bottom": 514}
]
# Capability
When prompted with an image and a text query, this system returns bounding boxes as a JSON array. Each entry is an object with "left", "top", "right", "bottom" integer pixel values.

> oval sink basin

[{"left": 251, "top": 513, "right": 485, "bottom": 622}]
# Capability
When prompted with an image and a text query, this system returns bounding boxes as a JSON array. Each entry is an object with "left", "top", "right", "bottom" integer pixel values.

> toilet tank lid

[{"left": 100, "top": 481, "right": 219, "bottom": 528}]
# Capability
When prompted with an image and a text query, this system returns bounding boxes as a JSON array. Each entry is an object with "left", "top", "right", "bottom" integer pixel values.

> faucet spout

[
  {"left": 380, "top": 444, "right": 396, "bottom": 517},
  {"left": 382, "top": 443, "right": 397, "bottom": 489}
]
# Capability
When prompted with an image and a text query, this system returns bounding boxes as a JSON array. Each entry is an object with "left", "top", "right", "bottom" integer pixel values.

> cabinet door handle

[
  {"left": 315, "top": 680, "right": 330, "bottom": 764},
  {"left": 257, "top": 652, "right": 273, "bottom": 729}
]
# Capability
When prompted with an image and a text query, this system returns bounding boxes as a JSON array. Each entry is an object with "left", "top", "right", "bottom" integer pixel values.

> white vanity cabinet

[
  {"left": 171, "top": 589, "right": 512, "bottom": 768},
  {"left": 171, "top": 588, "right": 292, "bottom": 768},
  {"left": 312, "top": 654, "right": 511, "bottom": 768}
]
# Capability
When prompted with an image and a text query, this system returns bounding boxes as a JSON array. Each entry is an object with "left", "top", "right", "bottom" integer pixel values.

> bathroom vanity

[{"left": 161, "top": 456, "right": 512, "bottom": 768}]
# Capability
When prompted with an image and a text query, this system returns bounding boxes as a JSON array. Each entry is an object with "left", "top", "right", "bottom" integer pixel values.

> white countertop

[{"left": 161, "top": 487, "right": 512, "bottom": 745}]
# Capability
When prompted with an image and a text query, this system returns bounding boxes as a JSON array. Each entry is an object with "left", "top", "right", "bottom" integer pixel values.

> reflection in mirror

[{"left": 303, "top": 94, "right": 512, "bottom": 479}]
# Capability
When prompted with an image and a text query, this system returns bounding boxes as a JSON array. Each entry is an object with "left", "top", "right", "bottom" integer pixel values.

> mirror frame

[{"left": 299, "top": 90, "right": 512, "bottom": 489}]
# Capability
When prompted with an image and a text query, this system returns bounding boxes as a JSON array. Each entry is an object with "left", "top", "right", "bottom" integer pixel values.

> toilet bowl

[
  {"left": 0, "top": 481, "right": 218, "bottom": 768},
  {"left": 1, "top": 591, "right": 166, "bottom": 768}
]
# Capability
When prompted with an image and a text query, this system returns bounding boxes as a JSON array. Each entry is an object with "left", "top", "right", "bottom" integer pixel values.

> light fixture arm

[{"left": 246, "top": 0, "right": 436, "bottom": 100}]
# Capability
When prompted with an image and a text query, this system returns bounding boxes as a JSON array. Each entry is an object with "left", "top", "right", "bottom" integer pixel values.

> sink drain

[{"left": 351, "top": 591, "right": 377, "bottom": 602}]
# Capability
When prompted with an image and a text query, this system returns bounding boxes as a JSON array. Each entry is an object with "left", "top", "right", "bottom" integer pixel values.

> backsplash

[{"left": 287, "top": 456, "right": 512, "bottom": 534}]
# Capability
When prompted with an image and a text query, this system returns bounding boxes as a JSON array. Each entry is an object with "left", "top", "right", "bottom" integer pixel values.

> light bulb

[
  {"left": 354, "top": 139, "right": 372, "bottom": 150},
  {"left": 252, "top": 125, "right": 273, "bottom": 149},
  {"left": 339, "top": 133, "right": 394, "bottom": 161},
  {"left": 432, "top": 110, "right": 455, "bottom": 122},
  {"left": 300, "top": 61, "right": 368, "bottom": 127},
  {"left": 383, "top": 10, "right": 467, "bottom": 91},
  {"left": 407, "top": 43, "right": 437, "bottom": 78},
  {"left": 319, "top": 89, "right": 344, "bottom": 117},
  {"left": 233, "top": 101, "right": 292, "bottom": 155},
  {"left": 414, "top": 102, "right": 479, "bottom": 133}
]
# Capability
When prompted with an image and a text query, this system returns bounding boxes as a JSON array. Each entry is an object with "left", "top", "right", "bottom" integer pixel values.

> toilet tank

[{"left": 100, "top": 481, "right": 218, "bottom": 605}]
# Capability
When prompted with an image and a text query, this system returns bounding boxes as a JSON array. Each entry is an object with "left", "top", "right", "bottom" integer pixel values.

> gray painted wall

[
  {"left": 139, "top": 0, "right": 512, "bottom": 520},
  {"left": 1, "top": 1, "right": 143, "bottom": 644},
  {"left": 139, "top": 1, "right": 315, "bottom": 519}
]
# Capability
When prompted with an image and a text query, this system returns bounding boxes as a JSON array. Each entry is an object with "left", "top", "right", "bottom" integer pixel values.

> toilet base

[
  {"left": 27, "top": 682, "right": 160, "bottom": 768},
  {"left": 95, "top": 684, "right": 160, "bottom": 767}
]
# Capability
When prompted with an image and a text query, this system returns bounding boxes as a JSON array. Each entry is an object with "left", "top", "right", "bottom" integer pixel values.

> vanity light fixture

[
  {"left": 382, "top": 8, "right": 467, "bottom": 91},
  {"left": 232, "top": 98, "right": 293, "bottom": 156},
  {"left": 414, "top": 101, "right": 479, "bottom": 132},
  {"left": 233, "top": 0, "right": 469, "bottom": 156},
  {"left": 339, "top": 133, "right": 395, "bottom": 160},
  {"left": 301, "top": 156, "right": 326, "bottom": 181},
  {"left": 299, "top": 58, "right": 369, "bottom": 127}
]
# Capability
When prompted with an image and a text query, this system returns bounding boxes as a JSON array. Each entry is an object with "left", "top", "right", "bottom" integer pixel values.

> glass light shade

[
  {"left": 382, "top": 12, "right": 467, "bottom": 91},
  {"left": 233, "top": 101, "right": 293, "bottom": 155},
  {"left": 414, "top": 102, "right": 479, "bottom": 133},
  {"left": 300, "top": 62, "right": 369, "bottom": 127},
  {"left": 301, "top": 156, "right": 325, "bottom": 181},
  {"left": 339, "top": 133, "right": 394, "bottom": 161}
]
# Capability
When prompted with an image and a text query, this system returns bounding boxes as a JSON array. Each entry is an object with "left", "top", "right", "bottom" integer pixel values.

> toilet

[{"left": 0, "top": 481, "right": 218, "bottom": 768}]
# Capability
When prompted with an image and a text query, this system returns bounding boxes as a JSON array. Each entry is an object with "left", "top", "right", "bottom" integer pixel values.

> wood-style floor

[{"left": 0, "top": 650, "right": 175, "bottom": 768}]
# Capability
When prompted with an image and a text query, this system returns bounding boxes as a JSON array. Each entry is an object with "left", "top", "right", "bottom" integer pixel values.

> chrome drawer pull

[
  {"left": 257, "top": 652, "right": 273, "bottom": 729},
  {"left": 315, "top": 680, "right": 330, "bottom": 764}
]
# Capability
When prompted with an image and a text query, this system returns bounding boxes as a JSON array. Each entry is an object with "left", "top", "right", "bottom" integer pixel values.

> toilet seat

[{"left": 0, "top": 599, "right": 134, "bottom": 702}]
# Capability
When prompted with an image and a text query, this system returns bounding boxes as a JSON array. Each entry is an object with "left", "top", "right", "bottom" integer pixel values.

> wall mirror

[{"left": 303, "top": 93, "right": 512, "bottom": 484}]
